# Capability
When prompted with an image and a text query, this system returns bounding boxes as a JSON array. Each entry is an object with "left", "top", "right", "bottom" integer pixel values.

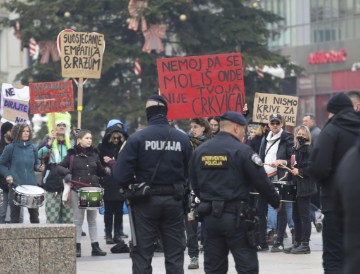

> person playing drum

[
  {"left": 0, "top": 123, "right": 44, "bottom": 223},
  {"left": 284, "top": 125, "right": 317, "bottom": 254},
  {"left": 56, "top": 129, "right": 109, "bottom": 258}
]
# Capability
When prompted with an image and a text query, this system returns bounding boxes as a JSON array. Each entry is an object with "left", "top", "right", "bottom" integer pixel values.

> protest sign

[
  {"left": 252, "top": 92, "right": 298, "bottom": 126},
  {"left": 1, "top": 83, "right": 30, "bottom": 123},
  {"left": 157, "top": 53, "right": 246, "bottom": 120},
  {"left": 59, "top": 31, "right": 105, "bottom": 79},
  {"left": 29, "top": 80, "right": 74, "bottom": 114},
  {"left": 2, "top": 98, "right": 29, "bottom": 123}
]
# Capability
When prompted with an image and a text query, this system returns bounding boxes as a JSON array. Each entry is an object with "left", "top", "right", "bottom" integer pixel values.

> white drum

[{"left": 13, "top": 185, "right": 45, "bottom": 208}]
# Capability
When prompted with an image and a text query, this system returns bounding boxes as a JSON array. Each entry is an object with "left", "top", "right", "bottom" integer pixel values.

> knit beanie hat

[
  {"left": 326, "top": 93, "right": 353, "bottom": 114},
  {"left": 1, "top": 122, "right": 13, "bottom": 137}
]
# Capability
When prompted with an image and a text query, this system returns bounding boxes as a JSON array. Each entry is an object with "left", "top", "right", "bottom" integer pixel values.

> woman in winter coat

[
  {"left": 57, "top": 129, "right": 108, "bottom": 257},
  {"left": 98, "top": 123, "right": 128, "bottom": 244},
  {"left": 284, "top": 125, "right": 317, "bottom": 254},
  {"left": 0, "top": 123, "right": 44, "bottom": 223},
  {"left": 186, "top": 118, "right": 213, "bottom": 269}
]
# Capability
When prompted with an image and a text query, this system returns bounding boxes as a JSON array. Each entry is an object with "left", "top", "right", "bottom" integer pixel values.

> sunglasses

[
  {"left": 270, "top": 121, "right": 280, "bottom": 126},
  {"left": 113, "top": 137, "right": 121, "bottom": 140},
  {"left": 57, "top": 123, "right": 67, "bottom": 127}
]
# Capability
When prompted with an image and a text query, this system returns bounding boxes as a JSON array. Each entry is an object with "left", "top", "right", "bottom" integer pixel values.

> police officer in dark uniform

[
  {"left": 189, "top": 111, "right": 280, "bottom": 274},
  {"left": 113, "top": 95, "right": 192, "bottom": 274}
]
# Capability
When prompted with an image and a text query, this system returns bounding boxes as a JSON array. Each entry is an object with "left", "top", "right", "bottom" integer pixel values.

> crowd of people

[{"left": 0, "top": 90, "right": 359, "bottom": 274}]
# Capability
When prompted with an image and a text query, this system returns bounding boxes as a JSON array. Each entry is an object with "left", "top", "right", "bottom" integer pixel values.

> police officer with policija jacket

[
  {"left": 114, "top": 95, "right": 192, "bottom": 274},
  {"left": 189, "top": 111, "right": 280, "bottom": 274}
]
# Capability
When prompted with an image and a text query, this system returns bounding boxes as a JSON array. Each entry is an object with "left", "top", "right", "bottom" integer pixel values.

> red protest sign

[
  {"left": 29, "top": 80, "right": 74, "bottom": 114},
  {"left": 157, "top": 53, "right": 246, "bottom": 120}
]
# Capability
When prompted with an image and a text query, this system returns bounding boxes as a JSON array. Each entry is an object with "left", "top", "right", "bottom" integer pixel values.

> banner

[
  {"left": 59, "top": 31, "right": 105, "bottom": 79},
  {"left": 1, "top": 83, "right": 30, "bottom": 123},
  {"left": 29, "top": 80, "right": 74, "bottom": 114},
  {"left": 252, "top": 92, "right": 298, "bottom": 126},
  {"left": 157, "top": 53, "right": 246, "bottom": 120}
]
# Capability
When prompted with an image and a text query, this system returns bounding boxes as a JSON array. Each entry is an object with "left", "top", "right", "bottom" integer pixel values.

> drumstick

[
  {"left": 19, "top": 185, "right": 30, "bottom": 191},
  {"left": 278, "top": 164, "right": 304, "bottom": 179}
]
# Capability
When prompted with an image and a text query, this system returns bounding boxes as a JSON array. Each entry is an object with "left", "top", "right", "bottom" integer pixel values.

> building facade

[
  {"left": 0, "top": 4, "right": 28, "bottom": 86},
  {"left": 264, "top": 0, "right": 360, "bottom": 127}
]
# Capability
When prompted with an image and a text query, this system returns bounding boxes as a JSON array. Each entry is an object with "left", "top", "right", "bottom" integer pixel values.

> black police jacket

[
  {"left": 114, "top": 115, "right": 192, "bottom": 187},
  {"left": 189, "top": 131, "right": 280, "bottom": 209}
]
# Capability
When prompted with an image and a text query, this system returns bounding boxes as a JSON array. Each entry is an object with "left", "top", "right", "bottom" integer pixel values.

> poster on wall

[{"left": 157, "top": 52, "right": 246, "bottom": 120}]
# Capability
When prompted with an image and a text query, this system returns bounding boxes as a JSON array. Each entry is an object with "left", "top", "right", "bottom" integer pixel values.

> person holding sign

[{"left": 38, "top": 113, "right": 73, "bottom": 224}]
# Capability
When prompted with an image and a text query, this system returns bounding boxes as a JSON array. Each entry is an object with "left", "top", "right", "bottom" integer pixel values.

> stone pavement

[{"left": 23, "top": 206, "right": 323, "bottom": 274}]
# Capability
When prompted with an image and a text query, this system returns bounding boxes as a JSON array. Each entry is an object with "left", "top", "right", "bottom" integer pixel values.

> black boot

[
  {"left": 284, "top": 241, "right": 300, "bottom": 254},
  {"left": 291, "top": 242, "right": 311, "bottom": 254},
  {"left": 76, "top": 243, "right": 81, "bottom": 258},
  {"left": 106, "top": 233, "right": 114, "bottom": 245},
  {"left": 91, "top": 242, "right": 107, "bottom": 256}
]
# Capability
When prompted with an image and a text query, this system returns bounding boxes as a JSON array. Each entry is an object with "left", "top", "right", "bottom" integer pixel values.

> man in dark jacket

[
  {"left": 308, "top": 92, "right": 360, "bottom": 274},
  {"left": 114, "top": 95, "right": 192, "bottom": 274},
  {"left": 0, "top": 122, "right": 13, "bottom": 223},
  {"left": 334, "top": 136, "right": 360, "bottom": 274},
  {"left": 257, "top": 114, "right": 294, "bottom": 252}
]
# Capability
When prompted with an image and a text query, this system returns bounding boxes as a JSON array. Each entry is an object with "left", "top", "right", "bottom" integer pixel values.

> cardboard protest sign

[
  {"left": 253, "top": 92, "right": 298, "bottom": 126},
  {"left": 2, "top": 98, "right": 29, "bottom": 123},
  {"left": 1, "top": 83, "right": 30, "bottom": 123},
  {"left": 1, "top": 83, "right": 29, "bottom": 115},
  {"left": 59, "top": 31, "right": 105, "bottom": 79},
  {"left": 29, "top": 80, "right": 74, "bottom": 114},
  {"left": 157, "top": 53, "right": 246, "bottom": 120}
]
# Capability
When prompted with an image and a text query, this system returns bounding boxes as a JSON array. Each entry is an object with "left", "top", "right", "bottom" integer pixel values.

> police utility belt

[
  {"left": 197, "top": 200, "right": 249, "bottom": 219},
  {"left": 124, "top": 182, "right": 184, "bottom": 202}
]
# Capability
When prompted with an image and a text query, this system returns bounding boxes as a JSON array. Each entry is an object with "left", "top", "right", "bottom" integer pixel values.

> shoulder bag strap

[{"left": 265, "top": 137, "right": 280, "bottom": 157}]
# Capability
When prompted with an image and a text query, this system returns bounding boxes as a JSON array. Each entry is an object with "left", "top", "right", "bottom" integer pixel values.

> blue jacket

[
  {"left": 0, "top": 140, "right": 39, "bottom": 186},
  {"left": 114, "top": 115, "right": 192, "bottom": 187}
]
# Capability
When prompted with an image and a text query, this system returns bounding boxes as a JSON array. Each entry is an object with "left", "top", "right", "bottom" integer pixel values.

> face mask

[{"left": 296, "top": 136, "right": 307, "bottom": 146}]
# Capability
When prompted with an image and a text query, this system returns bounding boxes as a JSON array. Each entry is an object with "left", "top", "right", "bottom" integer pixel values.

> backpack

[{"left": 42, "top": 154, "right": 74, "bottom": 193}]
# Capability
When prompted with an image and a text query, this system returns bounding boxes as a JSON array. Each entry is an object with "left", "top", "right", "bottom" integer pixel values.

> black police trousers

[
  {"left": 131, "top": 195, "right": 185, "bottom": 274},
  {"left": 202, "top": 212, "right": 259, "bottom": 274}
]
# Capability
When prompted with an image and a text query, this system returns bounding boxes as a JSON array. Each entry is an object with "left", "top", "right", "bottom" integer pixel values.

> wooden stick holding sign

[{"left": 77, "top": 78, "right": 84, "bottom": 129}]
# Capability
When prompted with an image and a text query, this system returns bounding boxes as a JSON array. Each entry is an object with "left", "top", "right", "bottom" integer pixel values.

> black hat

[
  {"left": 146, "top": 95, "right": 168, "bottom": 109},
  {"left": 220, "top": 111, "right": 247, "bottom": 126},
  {"left": 269, "top": 114, "right": 282, "bottom": 123},
  {"left": 326, "top": 93, "right": 353, "bottom": 114},
  {"left": 1, "top": 122, "right": 13, "bottom": 136}
]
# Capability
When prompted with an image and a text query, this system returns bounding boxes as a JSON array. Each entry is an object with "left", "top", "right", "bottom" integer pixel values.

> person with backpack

[
  {"left": 38, "top": 113, "right": 73, "bottom": 224},
  {"left": 0, "top": 123, "right": 44, "bottom": 223}
]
